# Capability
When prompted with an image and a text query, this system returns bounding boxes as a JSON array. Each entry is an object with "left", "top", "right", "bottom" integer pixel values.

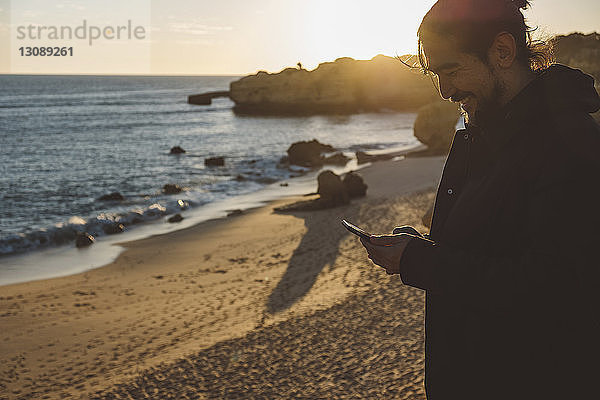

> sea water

[{"left": 0, "top": 74, "right": 419, "bottom": 284}]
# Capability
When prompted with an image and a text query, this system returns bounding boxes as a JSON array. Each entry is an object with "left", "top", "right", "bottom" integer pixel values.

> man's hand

[{"left": 360, "top": 234, "right": 414, "bottom": 275}]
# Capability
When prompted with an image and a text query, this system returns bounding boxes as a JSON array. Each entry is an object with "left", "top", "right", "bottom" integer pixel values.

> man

[{"left": 360, "top": 0, "right": 600, "bottom": 398}]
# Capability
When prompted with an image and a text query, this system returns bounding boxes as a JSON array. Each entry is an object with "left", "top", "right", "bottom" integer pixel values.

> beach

[{"left": 0, "top": 155, "right": 445, "bottom": 399}]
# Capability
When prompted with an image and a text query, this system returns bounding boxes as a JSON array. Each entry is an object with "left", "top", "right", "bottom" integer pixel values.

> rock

[
  {"left": 317, "top": 170, "right": 349, "bottom": 206},
  {"left": 103, "top": 223, "right": 125, "bottom": 235},
  {"left": 205, "top": 156, "right": 225, "bottom": 167},
  {"left": 188, "top": 90, "right": 230, "bottom": 105},
  {"left": 256, "top": 177, "right": 278, "bottom": 184},
  {"left": 163, "top": 184, "right": 183, "bottom": 194},
  {"left": 342, "top": 172, "right": 368, "bottom": 198},
  {"left": 280, "top": 182, "right": 289, "bottom": 187},
  {"left": 169, "top": 146, "right": 186, "bottom": 154},
  {"left": 229, "top": 55, "right": 440, "bottom": 115},
  {"left": 75, "top": 232, "right": 94, "bottom": 248},
  {"left": 98, "top": 192, "right": 124, "bottom": 201},
  {"left": 355, "top": 151, "right": 395, "bottom": 165},
  {"left": 234, "top": 174, "right": 246, "bottom": 181},
  {"left": 227, "top": 209, "right": 243, "bottom": 217},
  {"left": 323, "top": 152, "right": 351, "bottom": 166},
  {"left": 413, "top": 101, "right": 461, "bottom": 155},
  {"left": 167, "top": 213, "right": 184, "bottom": 223},
  {"left": 286, "top": 139, "right": 335, "bottom": 167}
]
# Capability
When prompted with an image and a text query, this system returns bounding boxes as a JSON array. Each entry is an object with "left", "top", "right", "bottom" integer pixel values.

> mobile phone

[{"left": 341, "top": 219, "right": 372, "bottom": 241}]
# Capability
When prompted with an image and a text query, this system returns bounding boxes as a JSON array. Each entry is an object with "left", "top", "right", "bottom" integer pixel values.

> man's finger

[{"left": 369, "top": 235, "right": 398, "bottom": 246}]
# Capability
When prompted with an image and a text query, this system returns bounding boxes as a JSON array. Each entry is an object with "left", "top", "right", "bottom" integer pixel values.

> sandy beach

[{"left": 0, "top": 156, "right": 444, "bottom": 399}]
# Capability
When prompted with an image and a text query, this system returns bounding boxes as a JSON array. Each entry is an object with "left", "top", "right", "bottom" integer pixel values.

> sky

[{"left": 0, "top": 0, "right": 599, "bottom": 75}]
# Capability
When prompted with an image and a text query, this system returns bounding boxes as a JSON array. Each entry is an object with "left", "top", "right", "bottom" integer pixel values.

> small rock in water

[
  {"left": 286, "top": 139, "right": 335, "bottom": 167},
  {"left": 227, "top": 209, "right": 243, "bottom": 217},
  {"left": 163, "top": 184, "right": 183, "bottom": 194},
  {"left": 323, "top": 152, "right": 351, "bottom": 166},
  {"left": 98, "top": 192, "right": 124, "bottom": 201},
  {"left": 75, "top": 232, "right": 95, "bottom": 248},
  {"left": 169, "top": 146, "right": 186, "bottom": 154},
  {"left": 168, "top": 213, "right": 184, "bottom": 223},
  {"left": 205, "top": 156, "right": 225, "bottom": 167},
  {"left": 280, "top": 182, "right": 289, "bottom": 187},
  {"left": 234, "top": 174, "right": 246, "bottom": 181},
  {"left": 355, "top": 151, "right": 394, "bottom": 165},
  {"left": 103, "top": 223, "right": 125, "bottom": 235}
]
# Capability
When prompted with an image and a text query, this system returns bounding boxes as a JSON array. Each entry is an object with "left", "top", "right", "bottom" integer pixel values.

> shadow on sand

[{"left": 266, "top": 203, "right": 360, "bottom": 314}]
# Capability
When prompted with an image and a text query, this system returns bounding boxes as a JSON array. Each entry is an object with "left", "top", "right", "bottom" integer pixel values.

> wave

[{"left": 0, "top": 198, "right": 194, "bottom": 256}]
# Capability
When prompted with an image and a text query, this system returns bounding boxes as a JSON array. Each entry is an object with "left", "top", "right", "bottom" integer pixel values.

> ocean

[{"left": 0, "top": 74, "right": 420, "bottom": 284}]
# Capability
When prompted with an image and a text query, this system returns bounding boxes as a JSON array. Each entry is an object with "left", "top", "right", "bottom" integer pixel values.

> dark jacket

[{"left": 400, "top": 64, "right": 600, "bottom": 399}]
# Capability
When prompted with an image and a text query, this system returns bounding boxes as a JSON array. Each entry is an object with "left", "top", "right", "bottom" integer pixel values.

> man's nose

[{"left": 438, "top": 76, "right": 456, "bottom": 100}]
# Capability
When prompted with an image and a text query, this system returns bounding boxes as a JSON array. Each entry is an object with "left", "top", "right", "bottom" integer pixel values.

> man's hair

[{"left": 417, "top": 0, "right": 553, "bottom": 73}]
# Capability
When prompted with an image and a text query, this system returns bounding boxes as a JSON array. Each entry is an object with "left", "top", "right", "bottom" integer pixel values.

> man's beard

[{"left": 463, "top": 72, "right": 505, "bottom": 128}]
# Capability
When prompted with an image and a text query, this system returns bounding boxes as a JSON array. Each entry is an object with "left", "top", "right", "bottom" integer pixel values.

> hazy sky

[{"left": 0, "top": 0, "right": 598, "bottom": 75}]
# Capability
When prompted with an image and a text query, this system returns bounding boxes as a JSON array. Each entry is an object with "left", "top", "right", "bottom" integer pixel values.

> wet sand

[{"left": 0, "top": 156, "right": 444, "bottom": 399}]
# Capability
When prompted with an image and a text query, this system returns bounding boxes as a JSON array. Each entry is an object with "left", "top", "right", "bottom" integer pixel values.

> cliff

[
  {"left": 220, "top": 33, "right": 600, "bottom": 118},
  {"left": 229, "top": 55, "right": 439, "bottom": 115}
]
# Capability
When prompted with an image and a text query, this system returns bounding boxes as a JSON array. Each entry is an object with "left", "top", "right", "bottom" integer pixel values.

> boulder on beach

[
  {"left": 103, "top": 223, "right": 125, "bottom": 235},
  {"left": 317, "top": 170, "right": 349, "bottom": 207},
  {"left": 163, "top": 184, "right": 183, "bottom": 194},
  {"left": 75, "top": 232, "right": 95, "bottom": 248},
  {"left": 169, "top": 146, "right": 186, "bottom": 154},
  {"left": 342, "top": 172, "right": 368, "bottom": 198},
  {"left": 286, "top": 139, "right": 335, "bottom": 167},
  {"left": 168, "top": 214, "right": 184, "bottom": 223},
  {"left": 413, "top": 101, "right": 461, "bottom": 155},
  {"left": 98, "top": 192, "right": 124, "bottom": 201},
  {"left": 274, "top": 171, "right": 366, "bottom": 212},
  {"left": 205, "top": 156, "right": 225, "bottom": 167}
]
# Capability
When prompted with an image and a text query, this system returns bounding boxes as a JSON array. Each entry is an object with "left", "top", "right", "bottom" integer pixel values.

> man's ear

[{"left": 488, "top": 32, "right": 517, "bottom": 69}]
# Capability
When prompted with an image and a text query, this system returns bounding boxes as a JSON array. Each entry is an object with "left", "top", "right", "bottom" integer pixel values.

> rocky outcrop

[
  {"left": 285, "top": 139, "right": 335, "bottom": 167},
  {"left": 75, "top": 232, "right": 94, "bottom": 248},
  {"left": 205, "top": 156, "right": 225, "bottom": 167},
  {"left": 168, "top": 214, "right": 184, "bottom": 223},
  {"left": 98, "top": 192, "right": 124, "bottom": 201},
  {"left": 163, "top": 184, "right": 183, "bottom": 194},
  {"left": 169, "top": 146, "right": 186, "bottom": 154},
  {"left": 413, "top": 101, "right": 461, "bottom": 155},
  {"left": 188, "top": 91, "right": 230, "bottom": 105},
  {"left": 103, "top": 223, "right": 125, "bottom": 235},
  {"left": 229, "top": 55, "right": 439, "bottom": 115}
]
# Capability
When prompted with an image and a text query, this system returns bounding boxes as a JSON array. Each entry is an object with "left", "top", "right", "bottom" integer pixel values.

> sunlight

[{"left": 301, "top": 0, "right": 436, "bottom": 68}]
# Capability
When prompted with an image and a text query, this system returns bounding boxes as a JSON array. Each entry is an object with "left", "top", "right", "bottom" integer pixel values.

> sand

[{"left": 0, "top": 156, "right": 445, "bottom": 399}]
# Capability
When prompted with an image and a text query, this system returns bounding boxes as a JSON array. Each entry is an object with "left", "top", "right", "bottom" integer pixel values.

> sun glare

[{"left": 301, "top": 0, "right": 436, "bottom": 69}]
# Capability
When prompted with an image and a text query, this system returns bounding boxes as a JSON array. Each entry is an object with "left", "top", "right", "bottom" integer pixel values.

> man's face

[{"left": 423, "top": 39, "right": 505, "bottom": 125}]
